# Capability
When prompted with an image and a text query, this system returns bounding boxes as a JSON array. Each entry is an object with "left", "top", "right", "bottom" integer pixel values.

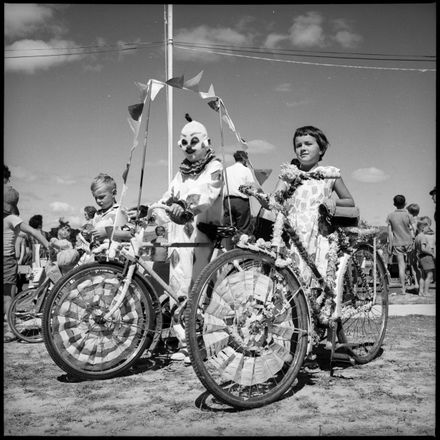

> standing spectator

[
  {"left": 386, "top": 195, "right": 414, "bottom": 295},
  {"left": 414, "top": 217, "right": 436, "bottom": 296},
  {"left": 28, "top": 214, "right": 51, "bottom": 265},
  {"left": 224, "top": 150, "right": 262, "bottom": 248},
  {"left": 3, "top": 185, "right": 50, "bottom": 342},
  {"left": 406, "top": 203, "right": 420, "bottom": 290}
]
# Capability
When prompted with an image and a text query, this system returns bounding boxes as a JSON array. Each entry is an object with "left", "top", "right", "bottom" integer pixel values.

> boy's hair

[
  {"left": 91, "top": 173, "right": 117, "bottom": 194},
  {"left": 417, "top": 218, "right": 430, "bottom": 232},
  {"left": 84, "top": 205, "right": 97, "bottom": 219},
  {"left": 393, "top": 194, "right": 406, "bottom": 209},
  {"left": 406, "top": 203, "right": 420, "bottom": 216},
  {"left": 233, "top": 150, "right": 248, "bottom": 163},
  {"left": 29, "top": 214, "right": 43, "bottom": 229},
  {"left": 4, "top": 165, "right": 11, "bottom": 181},
  {"left": 419, "top": 215, "right": 432, "bottom": 226},
  {"left": 293, "top": 126, "right": 329, "bottom": 160}
]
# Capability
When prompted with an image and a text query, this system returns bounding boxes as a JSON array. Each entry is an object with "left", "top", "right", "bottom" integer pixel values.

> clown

[{"left": 152, "top": 116, "right": 224, "bottom": 305}]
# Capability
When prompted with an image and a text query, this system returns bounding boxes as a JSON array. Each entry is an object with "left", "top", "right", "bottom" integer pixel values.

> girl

[{"left": 260, "top": 125, "right": 355, "bottom": 285}]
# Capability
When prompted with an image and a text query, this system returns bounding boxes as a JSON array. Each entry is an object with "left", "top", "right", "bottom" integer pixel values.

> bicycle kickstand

[{"left": 328, "top": 318, "right": 355, "bottom": 377}]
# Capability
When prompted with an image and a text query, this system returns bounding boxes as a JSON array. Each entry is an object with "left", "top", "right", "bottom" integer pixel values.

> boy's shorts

[
  {"left": 393, "top": 244, "right": 413, "bottom": 256},
  {"left": 3, "top": 255, "right": 18, "bottom": 286}
]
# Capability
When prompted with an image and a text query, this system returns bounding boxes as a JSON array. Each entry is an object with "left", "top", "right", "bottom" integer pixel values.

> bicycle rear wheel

[
  {"left": 42, "top": 262, "right": 157, "bottom": 380},
  {"left": 8, "top": 287, "right": 45, "bottom": 343},
  {"left": 186, "top": 248, "right": 309, "bottom": 409},
  {"left": 337, "top": 243, "right": 389, "bottom": 364}
]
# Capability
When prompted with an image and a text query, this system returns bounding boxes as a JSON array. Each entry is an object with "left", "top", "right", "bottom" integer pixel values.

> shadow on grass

[
  {"left": 193, "top": 367, "right": 316, "bottom": 412},
  {"left": 56, "top": 353, "right": 174, "bottom": 383}
]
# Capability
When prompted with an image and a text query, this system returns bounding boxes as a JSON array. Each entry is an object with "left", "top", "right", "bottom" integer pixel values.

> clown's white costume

[{"left": 153, "top": 120, "right": 224, "bottom": 302}]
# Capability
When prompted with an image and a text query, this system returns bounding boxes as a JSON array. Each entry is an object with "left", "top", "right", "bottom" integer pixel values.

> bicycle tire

[
  {"left": 8, "top": 287, "right": 45, "bottom": 343},
  {"left": 186, "top": 248, "right": 309, "bottom": 409},
  {"left": 337, "top": 243, "right": 389, "bottom": 364},
  {"left": 42, "top": 261, "right": 157, "bottom": 380}
]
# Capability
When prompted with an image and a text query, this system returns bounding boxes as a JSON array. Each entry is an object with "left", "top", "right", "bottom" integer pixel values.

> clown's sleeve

[
  {"left": 184, "top": 160, "right": 224, "bottom": 216},
  {"left": 153, "top": 174, "right": 181, "bottom": 225}
]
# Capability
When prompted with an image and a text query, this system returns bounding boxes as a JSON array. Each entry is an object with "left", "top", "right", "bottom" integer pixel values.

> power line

[
  {"left": 4, "top": 40, "right": 163, "bottom": 52},
  {"left": 175, "top": 45, "right": 436, "bottom": 72},
  {"left": 4, "top": 43, "right": 162, "bottom": 59},
  {"left": 175, "top": 41, "right": 436, "bottom": 61}
]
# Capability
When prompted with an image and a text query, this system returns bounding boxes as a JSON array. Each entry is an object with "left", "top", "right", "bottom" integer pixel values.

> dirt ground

[{"left": 3, "top": 308, "right": 435, "bottom": 436}]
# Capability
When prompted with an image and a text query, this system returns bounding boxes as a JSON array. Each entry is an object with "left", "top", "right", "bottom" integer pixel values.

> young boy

[
  {"left": 386, "top": 195, "right": 414, "bottom": 295},
  {"left": 89, "top": 173, "right": 130, "bottom": 246},
  {"left": 414, "top": 217, "right": 436, "bottom": 296}
]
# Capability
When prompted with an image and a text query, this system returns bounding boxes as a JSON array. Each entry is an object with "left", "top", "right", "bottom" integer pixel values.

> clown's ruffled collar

[{"left": 179, "top": 148, "right": 217, "bottom": 176}]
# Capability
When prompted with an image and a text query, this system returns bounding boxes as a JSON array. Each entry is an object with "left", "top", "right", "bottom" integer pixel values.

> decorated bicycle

[{"left": 184, "top": 164, "right": 389, "bottom": 408}]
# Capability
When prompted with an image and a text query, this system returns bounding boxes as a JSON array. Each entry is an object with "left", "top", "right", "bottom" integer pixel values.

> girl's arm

[
  {"left": 334, "top": 177, "right": 355, "bottom": 207},
  {"left": 19, "top": 223, "right": 50, "bottom": 249}
]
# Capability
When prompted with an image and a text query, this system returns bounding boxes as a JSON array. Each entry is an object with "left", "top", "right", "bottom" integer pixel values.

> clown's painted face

[{"left": 178, "top": 121, "right": 209, "bottom": 163}]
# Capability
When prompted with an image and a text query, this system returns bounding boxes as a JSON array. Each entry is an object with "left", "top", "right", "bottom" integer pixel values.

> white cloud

[
  {"left": 50, "top": 201, "right": 73, "bottom": 213},
  {"left": 263, "top": 12, "right": 362, "bottom": 51},
  {"left": 54, "top": 175, "right": 77, "bottom": 185},
  {"left": 286, "top": 99, "right": 311, "bottom": 108},
  {"left": 289, "top": 11, "right": 326, "bottom": 48},
  {"left": 174, "top": 25, "right": 253, "bottom": 61},
  {"left": 4, "top": 4, "right": 55, "bottom": 39},
  {"left": 5, "top": 38, "right": 85, "bottom": 74},
  {"left": 351, "top": 167, "right": 390, "bottom": 183},
  {"left": 332, "top": 30, "right": 363, "bottom": 48},
  {"left": 263, "top": 33, "right": 288, "bottom": 49},
  {"left": 275, "top": 83, "right": 292, "bottom": 93}
]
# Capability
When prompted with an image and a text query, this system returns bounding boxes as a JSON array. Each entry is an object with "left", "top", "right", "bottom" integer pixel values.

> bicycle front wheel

[
  {"left": 186, "top": 248, "right": 309, "bottom": 409},
  {"left": 338, "top": 243, "right": 389, "bottom": 364},
  {"left": 42, "top": 262, "right": 156, "bottom": 380},
  {"left": 8, "top": 288, "right": 45, "bottom": 343}
]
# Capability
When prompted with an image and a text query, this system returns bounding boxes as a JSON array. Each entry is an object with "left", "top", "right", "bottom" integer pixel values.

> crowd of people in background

[{"left": 386, "top": 191, "right": 436, "bottom": 296}]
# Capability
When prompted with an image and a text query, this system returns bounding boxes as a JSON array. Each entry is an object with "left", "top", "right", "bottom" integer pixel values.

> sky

[{"left": 4, "top": 3, "right": 436, "bottom": 230}]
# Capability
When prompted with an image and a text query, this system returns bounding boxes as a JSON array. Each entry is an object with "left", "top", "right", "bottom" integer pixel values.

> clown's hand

[{"left": 167, "top": 203, "right": 194, "bottom": 225}]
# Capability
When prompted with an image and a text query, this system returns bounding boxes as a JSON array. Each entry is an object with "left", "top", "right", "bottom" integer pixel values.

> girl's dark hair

[{"left": 292, "top": 126, "right": 329, "bottom": 159}]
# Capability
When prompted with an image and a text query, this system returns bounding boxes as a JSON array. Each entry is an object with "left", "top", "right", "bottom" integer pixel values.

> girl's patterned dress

[{"left": 284, "top": 165, "right": 340, "bottom": 286}]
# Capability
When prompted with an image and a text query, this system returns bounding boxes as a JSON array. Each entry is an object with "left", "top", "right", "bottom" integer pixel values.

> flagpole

[{"left": 166, "top": 4, "right": 173, "bottom": 184}]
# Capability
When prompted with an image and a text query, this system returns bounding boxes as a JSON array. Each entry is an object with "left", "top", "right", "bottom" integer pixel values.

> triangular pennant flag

[
  {"left": 199, "top": 84, "right": 216, "bottom": 99},
  {"left": 207, "top": 98, "right": 220, "bottom": 112},
  {"left": 128, "top": 103, "right": 144, "bottom": 121},
  {"left": 254, "top": 169, "right": 273, "bottom": 186},
  {"left": 134, "top": 82, "right": 150, "bottom": 102},
  {"left": 166, "top": 75, "right": 184, "bottom": 89},
  {"left": 183, "top": 70, "right": 203, "bottom": 92},
  {"left": 150, "top": 79, "right": 165, "bottom": 101}
]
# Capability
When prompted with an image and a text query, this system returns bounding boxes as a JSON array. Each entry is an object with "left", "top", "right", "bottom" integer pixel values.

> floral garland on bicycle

[{"left": 240, "top": 164, "right": 347, "bottom": 331}]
